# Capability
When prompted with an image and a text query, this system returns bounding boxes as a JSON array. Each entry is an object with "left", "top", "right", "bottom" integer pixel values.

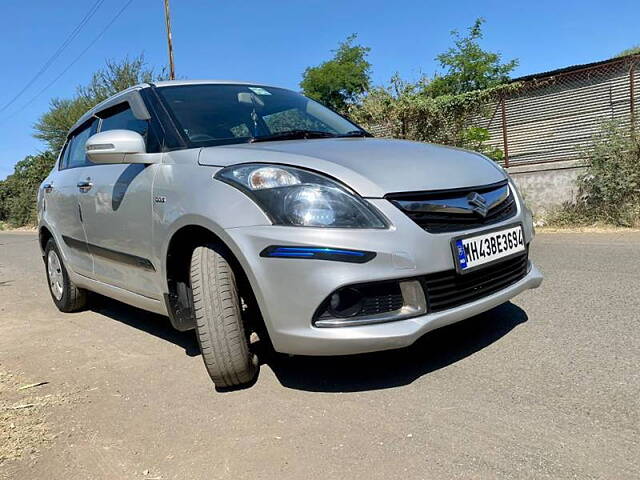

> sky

[{"left": 0, "top": 0, "right": 638, "bottom": 179}]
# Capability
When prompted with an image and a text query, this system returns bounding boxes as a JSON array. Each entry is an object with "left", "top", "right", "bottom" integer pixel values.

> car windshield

[{"left": 156, "top": 84, "right": 367, "bottom": 147}]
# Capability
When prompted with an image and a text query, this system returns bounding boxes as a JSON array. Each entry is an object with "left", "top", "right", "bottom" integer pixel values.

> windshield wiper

[
  {"left": 250, "top": 130, "right": 337, "bottom": 143},
  {"left": 337, "top": 130, "right": 371, "bottom": 138}
]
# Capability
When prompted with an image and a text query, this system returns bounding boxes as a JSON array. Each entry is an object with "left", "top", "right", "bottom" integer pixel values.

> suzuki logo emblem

[{"left": 467, "top": 192, "right": 489, "bottom": 217}]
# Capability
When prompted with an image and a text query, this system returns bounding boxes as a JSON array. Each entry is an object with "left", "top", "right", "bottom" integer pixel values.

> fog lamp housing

[{"left": 313, "top": 279, "right": 427, "bottom": 327}]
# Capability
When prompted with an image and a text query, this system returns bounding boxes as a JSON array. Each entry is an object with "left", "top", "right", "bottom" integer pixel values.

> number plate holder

[{"left": 450, "top": 223, "right": 525, "bottom": 275}]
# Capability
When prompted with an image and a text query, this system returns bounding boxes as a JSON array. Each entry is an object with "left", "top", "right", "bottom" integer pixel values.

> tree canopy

[
  {"left": 423, "top": 18, "right": 518, "bottom": 97},
  {"left": 300, "top": 34, "right": 371, "bottom": 112},
  {"left": 34, "top": 56, "right": 166, "bottom": 155}
]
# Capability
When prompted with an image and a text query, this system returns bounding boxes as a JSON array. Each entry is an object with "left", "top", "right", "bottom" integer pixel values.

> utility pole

[{"left": 163, "top": 0, "right": 175, "bottom": 80}]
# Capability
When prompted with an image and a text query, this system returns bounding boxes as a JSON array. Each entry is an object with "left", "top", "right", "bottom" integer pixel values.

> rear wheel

[
  {"left": 190, "top": 244, "right": 258, "bottom": 388},
  {"left": 44, "top": 238, "right": 87, "bottom": 312}
]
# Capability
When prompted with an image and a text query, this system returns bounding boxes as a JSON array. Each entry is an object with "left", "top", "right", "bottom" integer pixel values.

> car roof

[{"left": 152, "top": 79, "right": 283, "bottom": 89}]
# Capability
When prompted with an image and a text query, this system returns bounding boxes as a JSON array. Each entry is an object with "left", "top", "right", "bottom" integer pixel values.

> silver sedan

[{"left": 38, "top": 81, "right": 542, "bottom": 389}]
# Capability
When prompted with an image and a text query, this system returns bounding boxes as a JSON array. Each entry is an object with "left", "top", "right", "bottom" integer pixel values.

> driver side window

[
  {"left": 99, "top": 104, "right": 148, "bottom": 136},
  {"left": 97, "top": 102, "right": 159, "bottom": 152}
]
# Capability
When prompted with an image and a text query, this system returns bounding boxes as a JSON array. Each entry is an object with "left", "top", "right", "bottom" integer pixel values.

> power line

[
  {"left": 0, "top": 0, "right": 135, "bottom": 124},
  {"left": 0, "top": 0, "right": 105, "bottom": 114}
]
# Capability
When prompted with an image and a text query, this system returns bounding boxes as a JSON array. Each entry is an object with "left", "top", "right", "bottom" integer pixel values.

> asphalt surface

[{"left": 0, "top": 231, "right": 638, "bottom": 479}]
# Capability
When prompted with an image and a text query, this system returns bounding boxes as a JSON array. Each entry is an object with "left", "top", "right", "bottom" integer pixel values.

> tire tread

[{"left": 190, "top": 245, "right": 257, "bottom": 388}]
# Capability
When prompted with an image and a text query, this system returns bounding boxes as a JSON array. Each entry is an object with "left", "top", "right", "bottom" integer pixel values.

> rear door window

[{"left": 58, "top": 141, "right": 70, "bottom": 170}]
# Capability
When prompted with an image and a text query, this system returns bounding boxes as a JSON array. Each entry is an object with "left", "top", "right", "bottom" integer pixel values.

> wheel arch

[
  {"left": 162, "top": 219, "right": 268, "bottom": 342},
  {"left": 39, "top": 225, "right": 54, "bottom": 256}
]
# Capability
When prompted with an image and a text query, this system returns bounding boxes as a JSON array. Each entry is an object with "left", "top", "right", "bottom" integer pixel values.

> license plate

[{"left": 452, "top": 224, "right": 525, "bottom": 273}]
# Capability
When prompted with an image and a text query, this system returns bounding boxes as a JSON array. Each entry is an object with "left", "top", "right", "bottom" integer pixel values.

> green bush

[
  {"left": 349, "top": 75, "right": 519, "bottom": 160},
  {"left": 0, "top": 152, "right": 56, "bottom": 227},
  {"left": 547, "top": 122, "right": 640, "bottom": 227}
]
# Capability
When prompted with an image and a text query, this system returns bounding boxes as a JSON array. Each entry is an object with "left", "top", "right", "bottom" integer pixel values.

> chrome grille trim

[
  {"left": 393, "top": 183, "right": 510, "bottom": 215},
  {"left": 385, "top": 180, "right": 518, "bottom": 233}
]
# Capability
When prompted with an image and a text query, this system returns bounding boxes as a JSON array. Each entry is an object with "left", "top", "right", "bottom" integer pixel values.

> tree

[
  {"left": 34, "top": 56, "right": 167, "bottom": 155},
  {"left": 0, "top": 152, "right": 56, "bottom": 226},
  {"left": 423, "top": 18, "right": 518, "bottom": 97},
  {"left": 300, "top": 34, "right": 371, "bottom": 112}
]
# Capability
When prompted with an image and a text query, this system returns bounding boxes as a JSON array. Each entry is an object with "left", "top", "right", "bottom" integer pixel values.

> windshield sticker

[{"left": 248, "top": 87, "right": 272, "bottom": 95}]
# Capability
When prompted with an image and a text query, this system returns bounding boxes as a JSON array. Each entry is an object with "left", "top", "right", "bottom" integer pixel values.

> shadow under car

[{"left": 87, "top": 295, "right": 527, "bottom": 393}]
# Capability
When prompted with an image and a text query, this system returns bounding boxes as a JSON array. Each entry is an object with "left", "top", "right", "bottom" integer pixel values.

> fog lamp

[{"left": 328, "top": 288, "right": 363, "bottom": 318}]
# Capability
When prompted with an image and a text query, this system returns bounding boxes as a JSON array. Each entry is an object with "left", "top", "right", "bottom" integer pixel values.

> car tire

[
  {"left": 190, "top": 244, "right": 258, "bottom": 389},
  {"left": 44, "top": 238, "right": 88, "bottom": 312}
]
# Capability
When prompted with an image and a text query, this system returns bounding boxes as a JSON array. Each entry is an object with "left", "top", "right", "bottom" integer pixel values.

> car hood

[{"left": 198, "top": 137, "right": 505, "bottom": 197}]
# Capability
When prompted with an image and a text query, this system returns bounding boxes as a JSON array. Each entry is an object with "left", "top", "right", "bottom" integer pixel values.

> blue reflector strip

[
  {"left": 260, "top": 246, "right": 376, "bottom": 263},
  {"left": 269, "top": 251, "right": 314, "bottom": 257},
  {"left": 274, "top": 247, "right": 365, "bottom": 257}
]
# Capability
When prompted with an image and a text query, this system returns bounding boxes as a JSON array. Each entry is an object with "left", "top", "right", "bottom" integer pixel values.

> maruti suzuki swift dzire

[{"left": 38, "top": 81, "right": 543, "bottom": 388}]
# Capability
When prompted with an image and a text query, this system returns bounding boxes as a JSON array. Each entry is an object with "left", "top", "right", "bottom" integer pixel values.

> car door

[
  {"left": 77, "top": 102, "right": 161, "bottom": 299},
  {"left": 44, "top": 120, "right": 97, "bottom": 277}
]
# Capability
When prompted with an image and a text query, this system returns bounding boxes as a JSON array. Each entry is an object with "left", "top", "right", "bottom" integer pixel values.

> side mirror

[{"left": 86, "top": 129, "right": 155, "bottom": 164}]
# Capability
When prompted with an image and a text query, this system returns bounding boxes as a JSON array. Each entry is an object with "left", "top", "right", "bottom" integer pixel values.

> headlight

[{"left": 216, "top": 164, "right": 389, "bottom": 228}]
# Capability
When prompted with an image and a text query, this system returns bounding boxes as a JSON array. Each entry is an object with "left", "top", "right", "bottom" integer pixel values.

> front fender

[{"left": 152, "top": 163, "right": 272, "bottom": 292}]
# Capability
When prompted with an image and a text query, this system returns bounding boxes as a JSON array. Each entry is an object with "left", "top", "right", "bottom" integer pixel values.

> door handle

[
  {"left": 77, "top": 180, "right": 93, "bottom": 192},
  {"left": 43, "top": 183, "right": 53, "bottom": 193}
]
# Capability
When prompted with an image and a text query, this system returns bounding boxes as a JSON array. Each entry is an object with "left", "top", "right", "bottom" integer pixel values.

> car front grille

[
  {"left": 386, "top": 180, "right": 517, "bottom": 233},
  {"left": 422, "top": 251, "right": 529, "bottom": 313}
]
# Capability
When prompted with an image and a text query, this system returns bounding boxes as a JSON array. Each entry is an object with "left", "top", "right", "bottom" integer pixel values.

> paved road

[{"left": 0, "top": 231, "right": 638, "bottom": 479}]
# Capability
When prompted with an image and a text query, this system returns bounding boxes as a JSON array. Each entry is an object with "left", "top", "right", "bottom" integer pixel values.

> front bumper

[{"left": 223, "top": 198, "right": 542, "bottom": 355}]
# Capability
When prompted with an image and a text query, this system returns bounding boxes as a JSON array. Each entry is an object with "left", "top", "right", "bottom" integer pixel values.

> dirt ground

[{"left": 0, "top": 231, "right": 639, "bottom": 479}]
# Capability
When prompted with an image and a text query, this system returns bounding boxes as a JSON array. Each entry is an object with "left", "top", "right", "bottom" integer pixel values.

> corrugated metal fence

[{"left": 476, "top": 55, "right": 639, "bottom": 167}]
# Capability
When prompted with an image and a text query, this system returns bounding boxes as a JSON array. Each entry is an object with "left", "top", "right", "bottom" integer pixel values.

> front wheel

[
  {"left": 44, "top": 238, "right": 87, "bottom": 312},
  {"left": 190, "top": 245, "right": 258, "bottom": 389}
]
